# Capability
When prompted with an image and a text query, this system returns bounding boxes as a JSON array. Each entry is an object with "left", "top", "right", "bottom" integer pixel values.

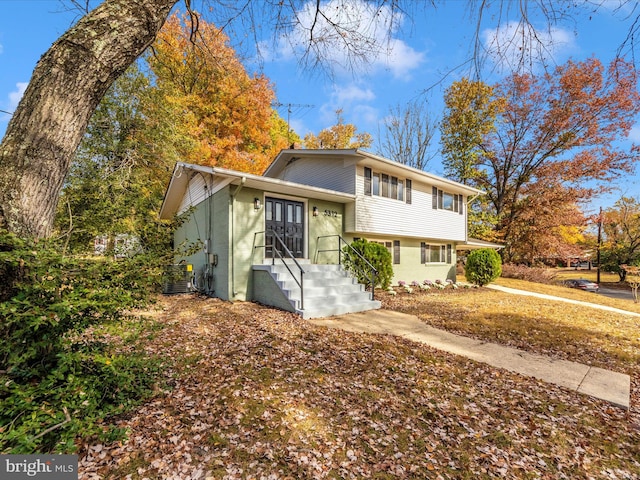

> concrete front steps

[{"left": 252, "top": 261, "right": 381, "bottom": 319}]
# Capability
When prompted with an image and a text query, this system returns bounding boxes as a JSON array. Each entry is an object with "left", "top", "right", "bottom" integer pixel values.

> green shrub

[
  {"left": 342, "top": 239, "right": 393, "bottom": 290},
  {"left": 465, "top": 248, "right": 502, "bottom": 286},
  {"left": 0, "top": 230, "right": 166, "bottom": 453}
]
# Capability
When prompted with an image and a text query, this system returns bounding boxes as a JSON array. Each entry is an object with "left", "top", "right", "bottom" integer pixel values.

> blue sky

[{"left": 1, "top": 0, "right": 639, "bottom": 211}]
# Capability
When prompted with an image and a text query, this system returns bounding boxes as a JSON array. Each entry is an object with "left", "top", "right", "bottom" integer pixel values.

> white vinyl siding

[
  {"left": 178, "top": 174, "right": 207, "bottom": 215},
  {"left": 177, "top": 174, "right": 234, "bottom": 216},
  {"left": 268, "top": 157, "right": 356, "bottom": 194},
  {"left": 347, "top": 166, "right": 467, "bottom": 241}
]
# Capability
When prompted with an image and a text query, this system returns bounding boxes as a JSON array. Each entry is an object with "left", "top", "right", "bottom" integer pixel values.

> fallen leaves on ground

[{"left": 78, "top": 294, "right": 640, "bottom": 479}]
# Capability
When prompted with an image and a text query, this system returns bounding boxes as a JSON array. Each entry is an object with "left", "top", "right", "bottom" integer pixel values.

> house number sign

[{"left": 323, "top": 210, "right": 339, "bottom": 217}]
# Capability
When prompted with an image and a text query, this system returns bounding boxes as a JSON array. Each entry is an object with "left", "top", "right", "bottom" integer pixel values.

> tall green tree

[
  {"left": 441, "top": 78, "right": 503, "bottom": 185},
  {"left": 0, "top": 0, "right": 177, "bottom": 238},
  {"left": 600, "top": 197, "right": 640, "bottom": 280},
  {"left": 55, "top": 65, "right": 172, "bottom": 255},
  {"left": 441, "top": 78, "right": 504, "bottom": 243}
]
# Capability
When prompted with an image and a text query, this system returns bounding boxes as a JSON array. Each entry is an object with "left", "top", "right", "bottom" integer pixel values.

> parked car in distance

[{"left": 564, "top": 279, "right": 599, "bottom": 292}]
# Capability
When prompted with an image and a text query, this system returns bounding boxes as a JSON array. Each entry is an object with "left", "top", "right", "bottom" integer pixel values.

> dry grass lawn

[{"left": 78, "top": 284, "right": 640, "bottom": 479}]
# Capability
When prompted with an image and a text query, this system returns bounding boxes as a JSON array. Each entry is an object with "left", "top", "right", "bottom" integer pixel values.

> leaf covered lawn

[{"left": 79, "top": 293, "right": 640, "bottom": 479}]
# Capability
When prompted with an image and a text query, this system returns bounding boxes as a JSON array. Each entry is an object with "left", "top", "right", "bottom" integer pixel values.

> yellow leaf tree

[{"left": 304, "top": 109, "right": 372, "bottom": 149}]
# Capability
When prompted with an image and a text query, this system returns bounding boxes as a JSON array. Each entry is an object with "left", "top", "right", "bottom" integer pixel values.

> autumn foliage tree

[
  {"left": 502, "top": 179, "right": 588, "bottom": 264},
  {"left": 304, "top": 109, "right": 372, "bottom": 149},
  {"left": 145, "top": 13, "right": 289, "bottom": 174},
  {"left": 441, "top": 58, "right": 640, "bottom": 263},
  {"left": 600, "top": 197, "right": 640, "bottom": 280}
]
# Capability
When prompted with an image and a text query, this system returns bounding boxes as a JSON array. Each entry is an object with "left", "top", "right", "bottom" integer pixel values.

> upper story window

[
  {"left": 432, "top": 187, "right": 464, "bottom": 215},
  {"left": 364, "top": 167, "right": 412, "bottom": 204}
]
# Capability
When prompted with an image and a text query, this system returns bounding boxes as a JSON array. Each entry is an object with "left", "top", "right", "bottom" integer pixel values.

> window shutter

[
  {"left": 432, "top": 186, "right": 437, "bottom": 209},
  {"left": 364, "top": 167, "right": 372, "bottom": 196},
  {"left": 420, "top": 242, "right": 426, "bottom": 264},
  {"left": 391, "top": 176, "right": 398, "bottom": 200},
  {"left": 393, "top": 240, "right": 400, "bottom": 264},
  {"left": 447, "top": 244, "right": 452, "bottom": 263},
  {"left": 458, "top": 195, "right": 464, "bottom": 215},
  {"left": 406, "top": 179, "right": 412, "bottom": 204},
  {"left": 438, "top": 189, "right": 444, "bottom": 209}
]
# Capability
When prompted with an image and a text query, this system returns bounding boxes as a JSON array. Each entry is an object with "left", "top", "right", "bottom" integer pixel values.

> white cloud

[
  {"left": 9, "top": 82, "right": 28, "bottom": 108},
  {"left": 1, "top": 82, "right": 28, "bottom": 121},
  {"left": 627, "top": 124, "right": 640, "bottom": 143},
  {"left": 267, "top": 0, "right": 424, "bottom": 77},
  {"left": 310, "top": 82, "right": 379, "bottom": 134},
  {"left": 481, "top": 21, "right": 576, "bottom": 73},
  {"left": 333, "top": 84, "right": 375, "bottom": 104},
  {"left": 380, "top": 38, "right": 425, "bottom": 79}
]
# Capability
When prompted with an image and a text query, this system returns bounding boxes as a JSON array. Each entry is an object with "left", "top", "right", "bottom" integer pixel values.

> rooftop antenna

[{"left": 272, "top": 102, "right": 314, "bottom": 144}]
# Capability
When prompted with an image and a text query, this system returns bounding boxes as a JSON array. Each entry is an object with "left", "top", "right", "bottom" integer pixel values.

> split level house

[{"left": 159, "top": 148, "right": 488, "bottom": 318}]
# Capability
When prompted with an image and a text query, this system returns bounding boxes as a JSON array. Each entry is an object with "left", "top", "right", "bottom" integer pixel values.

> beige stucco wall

[
  {"left": 308, "top": 200, "right": 346, "bottom": 265},
  {"left": 173, "top": 186, "right": 231, "bottom": 299},
  {"left": 230, "top": 187, "right": 267, "bottom": 300},
  {"left": 390, "top": 237, "right": 457, "bottom": 285}
]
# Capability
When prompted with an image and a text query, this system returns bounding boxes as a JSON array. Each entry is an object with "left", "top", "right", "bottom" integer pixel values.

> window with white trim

[
  {"left": 432, "top": 187, "right": 464, "bottom": 214},
  {"left": 364, "top": 167, "right": 411, "bottom": 203},
  {"left": 421, "top": 243, "right": 453, "bottom": 264}
]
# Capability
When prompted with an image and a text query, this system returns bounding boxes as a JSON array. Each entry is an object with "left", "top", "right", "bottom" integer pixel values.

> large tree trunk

[{"left": 0, "top": 0, "right": 177, "bottom": 238}]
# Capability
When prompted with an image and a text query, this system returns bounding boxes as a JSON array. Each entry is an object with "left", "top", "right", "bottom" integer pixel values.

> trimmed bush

[
  {"left": 342, "top": 239, "right": 393, "bottom": 290},
  {"left": 465, "top": 248, "right": 502, "bottom": 286}
]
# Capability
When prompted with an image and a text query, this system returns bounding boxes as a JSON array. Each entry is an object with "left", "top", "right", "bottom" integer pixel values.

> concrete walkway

[
  {"left": 487, "top": 284, "right": 640, "bottom": 317},
  {"left": 309, "top": 309, "right": 631, "bottom": 409}
]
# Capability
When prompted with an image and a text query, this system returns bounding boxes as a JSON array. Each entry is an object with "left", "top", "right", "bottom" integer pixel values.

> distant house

[
  {"left": 93, "top": 233, "right": 141, "bottom": 258},
  {"left": 160, "top": 149, "right": 490, "bottom": 318}
]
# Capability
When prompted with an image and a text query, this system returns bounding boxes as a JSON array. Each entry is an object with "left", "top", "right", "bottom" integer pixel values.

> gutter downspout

[
  {"left": 465, "top": 192, "right": 483, "bottom": 244},
  {"left": 230, "top": 177, "right": 246, "bottom": 298}
]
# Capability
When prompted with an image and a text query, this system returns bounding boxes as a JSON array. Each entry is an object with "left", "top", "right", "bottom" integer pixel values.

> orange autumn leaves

[
  {"left": 146, "top": 13, "right": 290, "bottom": 175},
  {"left": 442, "top": 58, "right": 640, "bottom": 263}
]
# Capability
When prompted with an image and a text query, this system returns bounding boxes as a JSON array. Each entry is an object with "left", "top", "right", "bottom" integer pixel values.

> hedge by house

[{"left": 465, "top": 248, "right": 502, "bottom": 286}]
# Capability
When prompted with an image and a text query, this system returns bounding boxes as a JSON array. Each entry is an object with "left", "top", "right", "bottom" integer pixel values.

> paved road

[{"left": 597, "top": 286, "right": 635, "bottom": 301}]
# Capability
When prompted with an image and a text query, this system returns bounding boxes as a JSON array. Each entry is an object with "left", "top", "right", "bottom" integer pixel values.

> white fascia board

[
  {"left": 161, "top": 162, "right": 355, "bottom": 218},
  {"left": 265, "top": 148, "right": 484, "bottom": 197}
]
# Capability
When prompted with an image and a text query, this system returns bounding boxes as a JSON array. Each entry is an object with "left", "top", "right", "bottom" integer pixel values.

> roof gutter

[{"left": 465, "top": 192, "right": 484, "bottom": 243}]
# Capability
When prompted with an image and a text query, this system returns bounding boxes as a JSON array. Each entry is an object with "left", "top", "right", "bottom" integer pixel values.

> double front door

[{"left": 265, "top": 197, "right": 304, "bottom": 258}]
